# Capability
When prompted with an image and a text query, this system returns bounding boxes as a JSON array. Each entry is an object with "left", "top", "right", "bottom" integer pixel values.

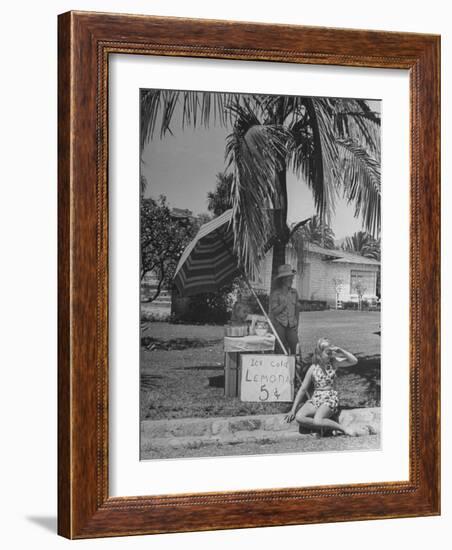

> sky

[{"left": 141, "top": 95, "right": 380, "bottom": 239}]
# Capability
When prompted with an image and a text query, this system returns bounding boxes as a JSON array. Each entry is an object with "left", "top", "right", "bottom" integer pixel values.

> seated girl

[{"left": 284, "top": 337, "right": 358, "bottom": 436}]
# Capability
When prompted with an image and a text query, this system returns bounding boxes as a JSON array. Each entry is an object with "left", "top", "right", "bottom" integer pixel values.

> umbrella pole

[{"left": 241, "top": 276, "right": 289, "bottom": 356}]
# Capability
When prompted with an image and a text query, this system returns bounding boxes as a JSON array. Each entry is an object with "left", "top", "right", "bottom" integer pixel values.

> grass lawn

[{"left": 141, "top": 310, "right": 381, "bottom": 420}]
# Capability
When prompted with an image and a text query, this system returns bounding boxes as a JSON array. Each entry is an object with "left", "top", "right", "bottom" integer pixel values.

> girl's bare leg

[
  {"left": 313, "top": 404, "right": 351, "bottom": 434},
  {"left": 295, "top": 402, "right": 317, "bottom": 428}
]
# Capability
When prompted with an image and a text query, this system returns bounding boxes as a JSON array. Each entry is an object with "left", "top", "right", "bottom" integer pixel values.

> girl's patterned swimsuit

[{"left": 308, "top": 363, "right": 339, "bottom": 414}]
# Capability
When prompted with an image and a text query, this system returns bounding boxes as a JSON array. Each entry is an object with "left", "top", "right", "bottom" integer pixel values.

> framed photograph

[{"left": 58, "top": 11, "right": 440, "bottom": 538}]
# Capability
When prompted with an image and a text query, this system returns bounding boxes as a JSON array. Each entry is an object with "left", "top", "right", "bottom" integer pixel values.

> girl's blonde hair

[{"left": 312, "top": 337, "right": 330, "bottom": 365}]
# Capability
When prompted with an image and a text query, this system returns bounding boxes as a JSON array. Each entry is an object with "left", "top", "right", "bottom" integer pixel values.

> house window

[{"left": 350, "top": 270, "right": 376, "bottom": 295}]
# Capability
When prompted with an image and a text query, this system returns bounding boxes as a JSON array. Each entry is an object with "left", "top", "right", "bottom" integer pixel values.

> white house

[{"left": 250, "top": 242, "right": 380, "bottom": 307}]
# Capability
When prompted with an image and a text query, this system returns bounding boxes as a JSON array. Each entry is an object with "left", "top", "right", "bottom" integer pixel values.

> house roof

[{"left": 306, "top": 243, "right": 380, "bottom": 266}]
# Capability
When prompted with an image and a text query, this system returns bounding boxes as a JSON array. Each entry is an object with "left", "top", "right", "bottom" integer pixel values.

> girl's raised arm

[{"left": 331, "top": 346, "right": 358, "bottom": 368}]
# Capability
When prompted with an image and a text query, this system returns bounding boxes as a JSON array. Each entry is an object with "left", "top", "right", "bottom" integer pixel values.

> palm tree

[
  {"left": 141, "top": 91, "right": 380, "bottom": 280},
  {"left": 296, "top": 215, "right": 336, "bottom": 249},
  {"left": 342, "top": 231, "right": 380, "bottom": 260}
]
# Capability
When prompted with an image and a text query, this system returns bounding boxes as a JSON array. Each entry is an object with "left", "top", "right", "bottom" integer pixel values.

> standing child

[{"left": 269, "top": 264, "right": 300, "bottom": 355}]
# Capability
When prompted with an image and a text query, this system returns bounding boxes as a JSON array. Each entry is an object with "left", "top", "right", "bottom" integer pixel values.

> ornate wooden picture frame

[{"left": 58, "top": 11, "right": 440, "bottom": 539}]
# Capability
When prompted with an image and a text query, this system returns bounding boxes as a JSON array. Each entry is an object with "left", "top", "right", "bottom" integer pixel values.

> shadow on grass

[
  {"left": 141, "top": 336, "right": 222, "bottom": 351},
  {"left": 140, "top": 374, "right": 164, "bottom": 390},
  {"left": 208, "top": 374, "right": 225, "bottom": 388},
  {"left": 181, "top": 365, "right": 224, "bottom": 370},
  {"left": 337, "top": 354, "right": 381, "bottom": 409}
]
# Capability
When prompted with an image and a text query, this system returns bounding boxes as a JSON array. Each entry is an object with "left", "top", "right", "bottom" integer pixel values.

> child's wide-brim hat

[{"left": 273, "top": 264, "right": 297, "bottom": 280}]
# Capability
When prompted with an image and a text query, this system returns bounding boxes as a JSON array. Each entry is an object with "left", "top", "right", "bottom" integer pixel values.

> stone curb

[
  {"left": 141, "top": 429, "right": 307, "bottom": 453},
  {"left": 141, "top": 408, "right": 380, "bottom": 442}
]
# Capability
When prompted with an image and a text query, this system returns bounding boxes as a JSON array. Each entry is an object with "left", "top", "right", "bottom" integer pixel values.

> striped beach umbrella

[{"left": 173, "top": 209, "right": 239, "bottom": 297}]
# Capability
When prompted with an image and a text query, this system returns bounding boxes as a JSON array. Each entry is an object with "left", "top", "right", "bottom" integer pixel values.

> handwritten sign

[{"left": 240, "top": 355, "right": 295, "bottom": 402}]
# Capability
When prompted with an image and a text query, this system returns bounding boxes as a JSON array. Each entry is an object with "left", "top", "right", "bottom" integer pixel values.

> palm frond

[
  {"left": 301, "top": 98, "right": 340, "bottom": 224},
  {"left": 160, "top": 90, "right": 180, "bottom": 136},
  {"left": 355, "top": 99, "right": 381, "bottom": 125},
  {"left": 333, "top": 98, "right": 381, "bottom": 154},
  {"left": 342, "top": 231, "right": 380, "bottom": 260},
  {"left": 287, "top": 114, "right": 316, "bottom": 193},
  {"left": 288, "top": 98, "right": 380, "bottom": 235},
  {"left": 337, "top": 138, "right": 381, "bottom": 236},
  {"left": 140, "top": 89, "right": 237, "bottom": 148},
  {"left": 140, "top": 89, "right": 164, "bottom": 150},
  {"left": 258, "top": 94, "right": 299, "bottom": 125},
  {"left": 224, "top": 105, "right": 291, "bottom": 276}
]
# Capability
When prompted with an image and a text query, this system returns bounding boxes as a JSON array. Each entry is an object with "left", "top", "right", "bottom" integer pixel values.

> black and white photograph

[{"left": 140, "top": 89, "right": 381, "bottom": 460}]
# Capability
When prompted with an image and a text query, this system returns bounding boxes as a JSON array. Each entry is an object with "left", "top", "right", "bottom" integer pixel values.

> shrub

[
  {"left": 140, "top": 309, "right": 171, "bottom": 322},
  {"left": 186, "top": 292, "right": 232, "bottom": 324},
  {"left": 299, "top": 299, "right": 327, "bottom": 311},
  {"left": 171, "top": 286, "right": 233, "bottom": 325}
]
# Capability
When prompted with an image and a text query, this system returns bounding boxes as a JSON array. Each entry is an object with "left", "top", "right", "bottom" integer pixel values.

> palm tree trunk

[
  {"left": 271, "top": 166, "right": 290, "bottom": 284},
  {"left": 271, "top": 240, "right": 287, "bottom": 286}
]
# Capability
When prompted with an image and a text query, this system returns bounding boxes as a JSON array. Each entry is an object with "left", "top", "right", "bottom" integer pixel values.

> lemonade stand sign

[{"left": 240, "top": 354, "right": 295, "bottom": 402}]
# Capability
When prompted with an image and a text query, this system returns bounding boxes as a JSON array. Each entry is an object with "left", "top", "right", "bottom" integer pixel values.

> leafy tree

[
  {"left": 141, "top": 91, "right": 380, "bottom": 281},
  {"left": 196, "top": 212, "right": 212, "bottom": 226},
  {"left": 207, "top": 172, "right": 234, "bottom": 217},
  {"left": 354, "top": 281, "right": 367, "bottom": 311},
  {"left": 141, "top": 195, "right": 197, "bottom": 302},
  {"left": 140, "top": 175, "right": 148, "bottom": 197}
]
